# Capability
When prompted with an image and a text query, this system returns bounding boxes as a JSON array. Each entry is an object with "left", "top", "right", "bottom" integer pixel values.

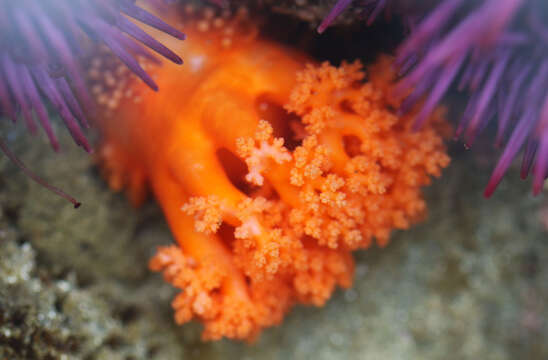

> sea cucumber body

[{"left": 95, "top": 6, "right": 449, "bottom": 341}]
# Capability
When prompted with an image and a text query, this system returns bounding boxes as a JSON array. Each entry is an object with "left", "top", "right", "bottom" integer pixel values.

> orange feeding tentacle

[{"left": 93, "top": 5, "right": 450, "bottom": 341}]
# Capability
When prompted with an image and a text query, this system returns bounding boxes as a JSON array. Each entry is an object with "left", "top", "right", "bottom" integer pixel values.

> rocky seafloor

[{"left": 1, "top": 105, "right": 547, "bottom": 360}]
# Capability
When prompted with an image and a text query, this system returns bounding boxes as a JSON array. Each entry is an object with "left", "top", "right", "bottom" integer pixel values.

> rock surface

[{"left": 1, "top": 104, "right": 546, "bottom": 360}]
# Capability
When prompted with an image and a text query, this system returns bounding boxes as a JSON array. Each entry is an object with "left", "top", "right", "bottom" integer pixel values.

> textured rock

[{"left": 1, "top": 100, "right": 546, "bottom": 360}]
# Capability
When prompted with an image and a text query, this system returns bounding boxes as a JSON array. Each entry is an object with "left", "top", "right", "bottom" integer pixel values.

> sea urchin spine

[
  {"left": 319, "top": 0, "right": 548, "bottom": 195},
  {"left": 0, "top": 0, "right": 184, "bottom": 205},
  {"left": 0, "top": 0, "right": 184, "bottom": 151}
]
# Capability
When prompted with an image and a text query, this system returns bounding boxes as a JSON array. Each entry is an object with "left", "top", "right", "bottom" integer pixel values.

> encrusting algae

[{"left": 92, "top": 4, "right": 450, "bottom": 341}]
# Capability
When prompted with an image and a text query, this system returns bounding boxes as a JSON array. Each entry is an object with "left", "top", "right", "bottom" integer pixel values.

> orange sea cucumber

[{"left": 93, "top": 5, "right": 450, "bottom": 341}]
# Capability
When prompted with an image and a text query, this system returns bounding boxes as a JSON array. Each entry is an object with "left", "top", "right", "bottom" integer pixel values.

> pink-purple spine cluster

[
  {"left": 320, "top": 0, "right": 548, "bottom": 196},
  {"left": 0, "top": 0, "right": 184, "bottom": 152},
  {"left": 0, "top": 0, "right": 184, "bottom": 206}
]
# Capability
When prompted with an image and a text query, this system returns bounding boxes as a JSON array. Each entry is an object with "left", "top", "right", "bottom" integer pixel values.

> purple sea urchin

[
  {"left": 0, "top": 0, "right": 184, "bottom": 152},
  {"left": 0, "top": 0, "right": 184, "bottom": 205},
  {"left": 319, "top": 0, "right": 548, "bottom": 196}
]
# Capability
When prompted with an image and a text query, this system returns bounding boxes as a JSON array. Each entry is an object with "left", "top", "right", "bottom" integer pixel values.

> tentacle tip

[
  {"left": 483, "top": 188, "right": 494, "bottom": 198},
  {"left": 146, "top": 82, "right": 160, "bottom": 92},
  {"left": 173, "top": 56, "right": 183, "bottom": 65},
  {"left": 483, "top": 180, "right": 499, "bottom": 198},
  {"left": 80, "top": 142, "right": 94, "bottom": 153},
  {"left": 532, "top": 180, "right": 544, "bottom": 196},
  {"left": 139, "top": 80, "right": 159, "bottom": 91}
]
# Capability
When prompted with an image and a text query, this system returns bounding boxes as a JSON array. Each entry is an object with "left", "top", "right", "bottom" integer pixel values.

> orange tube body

[{"left": 93, "top": 6, "right": 450, "bottom": 341}]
